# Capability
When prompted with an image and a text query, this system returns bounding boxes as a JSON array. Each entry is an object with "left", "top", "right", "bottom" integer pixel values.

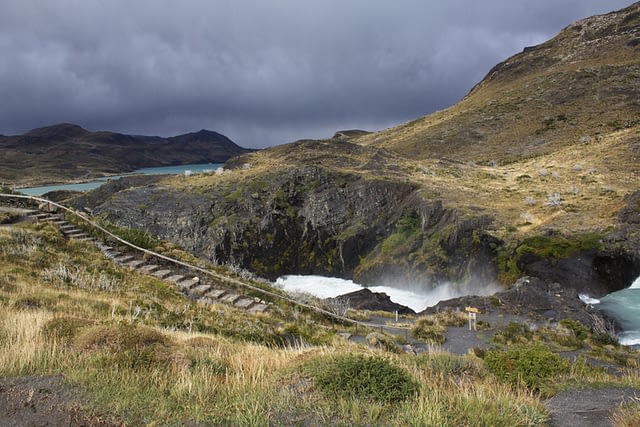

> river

[
  {"left": 279, "top": 274, "right": 640, "bottom": 347},
  {"left": 16, "top": 163, "right": 223, "bottom": 196},
  {"left": 592, "top": 277, "right": 640, "bottom": 347},
  {"left": 274, "top": 275, "right": 501, "bottom": 313}
]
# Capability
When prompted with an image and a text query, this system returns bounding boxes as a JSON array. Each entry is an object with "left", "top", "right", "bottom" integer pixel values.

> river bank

[{"left": 14, "top": 163, "right": 223, "bottom": 196}]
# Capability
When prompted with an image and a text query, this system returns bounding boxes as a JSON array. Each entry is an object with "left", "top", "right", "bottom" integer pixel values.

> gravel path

[
  {"left": 545, "top": 386, "right": 639, "bottom": 427},
  {"left": 0, "top": 375, "right": 122, "bottom": 427}
]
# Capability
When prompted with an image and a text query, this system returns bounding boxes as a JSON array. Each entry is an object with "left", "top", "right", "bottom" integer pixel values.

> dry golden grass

[
  {"left": 395, "top": 127, "right": 639, "bottom": 238},
  {"left": 0, "top": 308, "right": 59, "bottom": 375}
]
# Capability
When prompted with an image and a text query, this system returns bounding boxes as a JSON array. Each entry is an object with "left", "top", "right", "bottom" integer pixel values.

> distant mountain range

[{"left": 0, "top": 123, "right": 254, "bottom": 185}]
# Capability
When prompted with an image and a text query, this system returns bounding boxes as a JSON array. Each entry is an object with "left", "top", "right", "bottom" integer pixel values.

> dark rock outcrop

[
  {"left": 328, "top": 288, "right": 414, "bottom": 315},
  {"left": 422, "top": 276, "right": 605, "bottom": 328},
  {"left": 71, "top": 160, "right": 501, "bottom": 291}
]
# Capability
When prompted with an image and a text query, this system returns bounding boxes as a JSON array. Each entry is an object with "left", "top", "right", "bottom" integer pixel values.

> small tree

[{"left": 326, "top": 296, "right": 350, "bottom": 317}]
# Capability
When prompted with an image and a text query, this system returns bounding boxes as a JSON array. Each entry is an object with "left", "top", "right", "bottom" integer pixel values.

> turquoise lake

[{"left": 17, "top": 163, "right": 223, "bottom": 196}]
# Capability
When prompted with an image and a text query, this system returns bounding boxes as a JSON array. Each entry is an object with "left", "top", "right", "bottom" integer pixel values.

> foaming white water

[
  {"left": 579, "top": 293, "right": 600, "bottom": 305},
  {"left": 274, "top": 275, "right": 362, "bottom": 299},
  {"left": 275, "top": 275, "right": 500, "bottom": 312},
  {"left": 618, "top": 331, "right": 640, "bottom": 347},
  {"left": 631, "top": 276, "right": 640, "bottom": 289}
]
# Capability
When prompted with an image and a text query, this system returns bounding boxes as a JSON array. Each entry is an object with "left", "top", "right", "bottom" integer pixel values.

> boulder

[{"left": 329, "top": 288, "right": 414, "bottom": 315}]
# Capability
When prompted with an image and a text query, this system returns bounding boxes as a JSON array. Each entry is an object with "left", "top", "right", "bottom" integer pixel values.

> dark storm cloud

[{"left": 0, "top": 0, "right": 633, "bottom": 147}]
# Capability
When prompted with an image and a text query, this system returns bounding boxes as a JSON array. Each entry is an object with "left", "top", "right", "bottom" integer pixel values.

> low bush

[
  {"left": 483, "top": 342, "right": 569, "bottom": 393},
  {"left": 415, "top": 353, "right": 482, "bottom": 378},
  {"left": 550, "top": 319, "right": 590, "bottom": 348},
  {"left": 493, "top": 321, "right": 533, "bottom": 345},
  {"left": 411, "top": 318, "right": 446, "bottom": 344},
  {"left": 305, "top": 354, "right": 418, "bottom": 403},
  {"left": 74, "top": 324, "right": 186, "bottom": 370},
  {"left": 42, "top": 316, "right": 95, "bottom": 344},
  {"left": 365, "top": 331, "right": 402, "bottom": 353},
  {"left": 73, "top": 323, "right": 175, "bottom": 352}
]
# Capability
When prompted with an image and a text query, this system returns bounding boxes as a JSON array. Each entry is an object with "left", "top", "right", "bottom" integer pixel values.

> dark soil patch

[
  {"left": 0, "top": 374, "right": 123, "bottom": 427},
  {"left": 545, "top": 386, "right": 640, "bottom": 427}
]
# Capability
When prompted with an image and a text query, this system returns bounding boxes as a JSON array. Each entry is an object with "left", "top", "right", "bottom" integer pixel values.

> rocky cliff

[{"left": 74, "top": 141, "right": 500, "bottom": 290}]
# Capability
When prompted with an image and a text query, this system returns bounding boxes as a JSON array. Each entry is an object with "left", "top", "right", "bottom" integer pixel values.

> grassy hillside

[
  {"left": 348, "top": 3, "right": 640, "bottom": 238},
  {"left": 1, "top": 217, "right": 640, "bottom": 425}
]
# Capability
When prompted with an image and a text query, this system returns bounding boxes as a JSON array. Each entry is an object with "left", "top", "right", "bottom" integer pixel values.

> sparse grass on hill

[{"left": 1, "top": 221, "right": 639, "bottom": 425}]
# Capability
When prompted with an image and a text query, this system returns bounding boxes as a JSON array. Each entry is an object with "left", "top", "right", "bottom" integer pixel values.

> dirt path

[
  {"left": 545, "top": 386, "right": 639, "bottom": 427},
  {"left": 0, "top": 375, "right": 122, "bottom": 427}
]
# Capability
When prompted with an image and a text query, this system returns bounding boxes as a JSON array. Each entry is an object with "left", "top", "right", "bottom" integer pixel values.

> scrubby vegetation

[
  {"left": 484, "top": 343, "right": 569, "bottom": 394},
  {"left": 303, "top": 354, "right": 418, "bottom": 403},
  {"left": 1, "top": 217, "right": 639, "bottom": 425}
]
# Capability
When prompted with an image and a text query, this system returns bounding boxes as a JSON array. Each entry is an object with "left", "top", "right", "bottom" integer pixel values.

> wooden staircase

[{"left": 29, "top": 211, "right": 269, "bottom": 314}]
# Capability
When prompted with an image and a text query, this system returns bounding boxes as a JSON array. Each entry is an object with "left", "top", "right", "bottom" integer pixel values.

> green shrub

[
  {"left": 0, "top": 212, "right": 20, "bottom": 224},
  {"left": 552, "top": 319, "right": 590, "bottom": 348},
  {"left": 73, "top": 323, "right": 174, "bottom": 352},
  {"left": 74, "top": 324, "right": 184, "bottom": 370},
  {"left": 102, "top": 223, "right": 159, "bottom": 250},
  {"left": 559, "top": 319, "right": 589, "bottom": 340},
  {"left": 416, "top": 353, "right": 481, "bottom": 378},
  {"left": 592, "top": 332, "right": 618, "bottom": 347},
  {"left": 411, "top": 317, "right": 446, "bottom": 344},
  {"left": 484, "top": 343, "right": 569, "bottom": 392},
  {"left": 13, "top": 296, "right": 48, "bottom": 310},
  {"left": 493, "top": 321, "right": 532, "bottom": 345},
  {"left": 365, "top": 331, "right": 402, "bottom": 353},
  {"left": 306, "top": 354, "right": 418, "bottom": 403},
  {"left": 42, "top": 316, "right": 95, "bottom": 344}
]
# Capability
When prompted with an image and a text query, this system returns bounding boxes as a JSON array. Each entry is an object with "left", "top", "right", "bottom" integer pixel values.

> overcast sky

[{"left": 0, "top": 1, "right": 633, "bottom": 148}]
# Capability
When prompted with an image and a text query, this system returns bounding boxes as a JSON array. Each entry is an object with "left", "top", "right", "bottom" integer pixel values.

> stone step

[
  {"left": 68, "top": 233, "right": 90, "bottom": 239},
  {"left": 220, "top": 293, "right": 240, "bottom": 304},
  {"left": 53, "top": 220, "right": 68, "bottom": 226},
  {"left": 124, "top": 260, "right": 146, "bottom": 269},
  {"left": 189, "top": 284, "right": 212, "bottom": 296},
  {"left": 114, "top": 255, "right": 134, "bottom": 264},
  {"left": 165, "top": 274, "right": 185, "bottom": 284},
  {"left": 205, "top": 289, "right": 226, "bottom": 299},
  {"left": 60, "top": 225, "right": 76, "bottom": 231},
  {"left": 248, "top": 303, "right": 269, "bottom": 314},
  {"left": 151, "top": 269, "right": 172, "bottom": 279},
  {"left": 138, "top": 264, "right": 160, "bottom": 274},
  {"left": 179, "top": 279, "right": 201, "bottom": 291},
  {"left": 41, "top": 215, "right": 63, "bottom": 222},
  {"left": 105, "top": 251, "right": 121, "bottom": 258},
  {"left": 29, "top": 213, "right": 50, "bottom": 220},
  {"left": 234, "top": 298, "right": 256, "bottom": 310},
  {"left": 97, "top": 245, "right": 113, "bottom": 252},
  {"left": 197, "top": 296, "right": 220, "bottom": 305}
]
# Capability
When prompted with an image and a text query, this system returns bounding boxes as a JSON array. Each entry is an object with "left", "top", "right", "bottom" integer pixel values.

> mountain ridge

[
  {"left": 355, "top": 1, "right": 640, "bottom": 163},
  {"left": 0, "top": 123, "right": 254, "bottom": 186}
]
